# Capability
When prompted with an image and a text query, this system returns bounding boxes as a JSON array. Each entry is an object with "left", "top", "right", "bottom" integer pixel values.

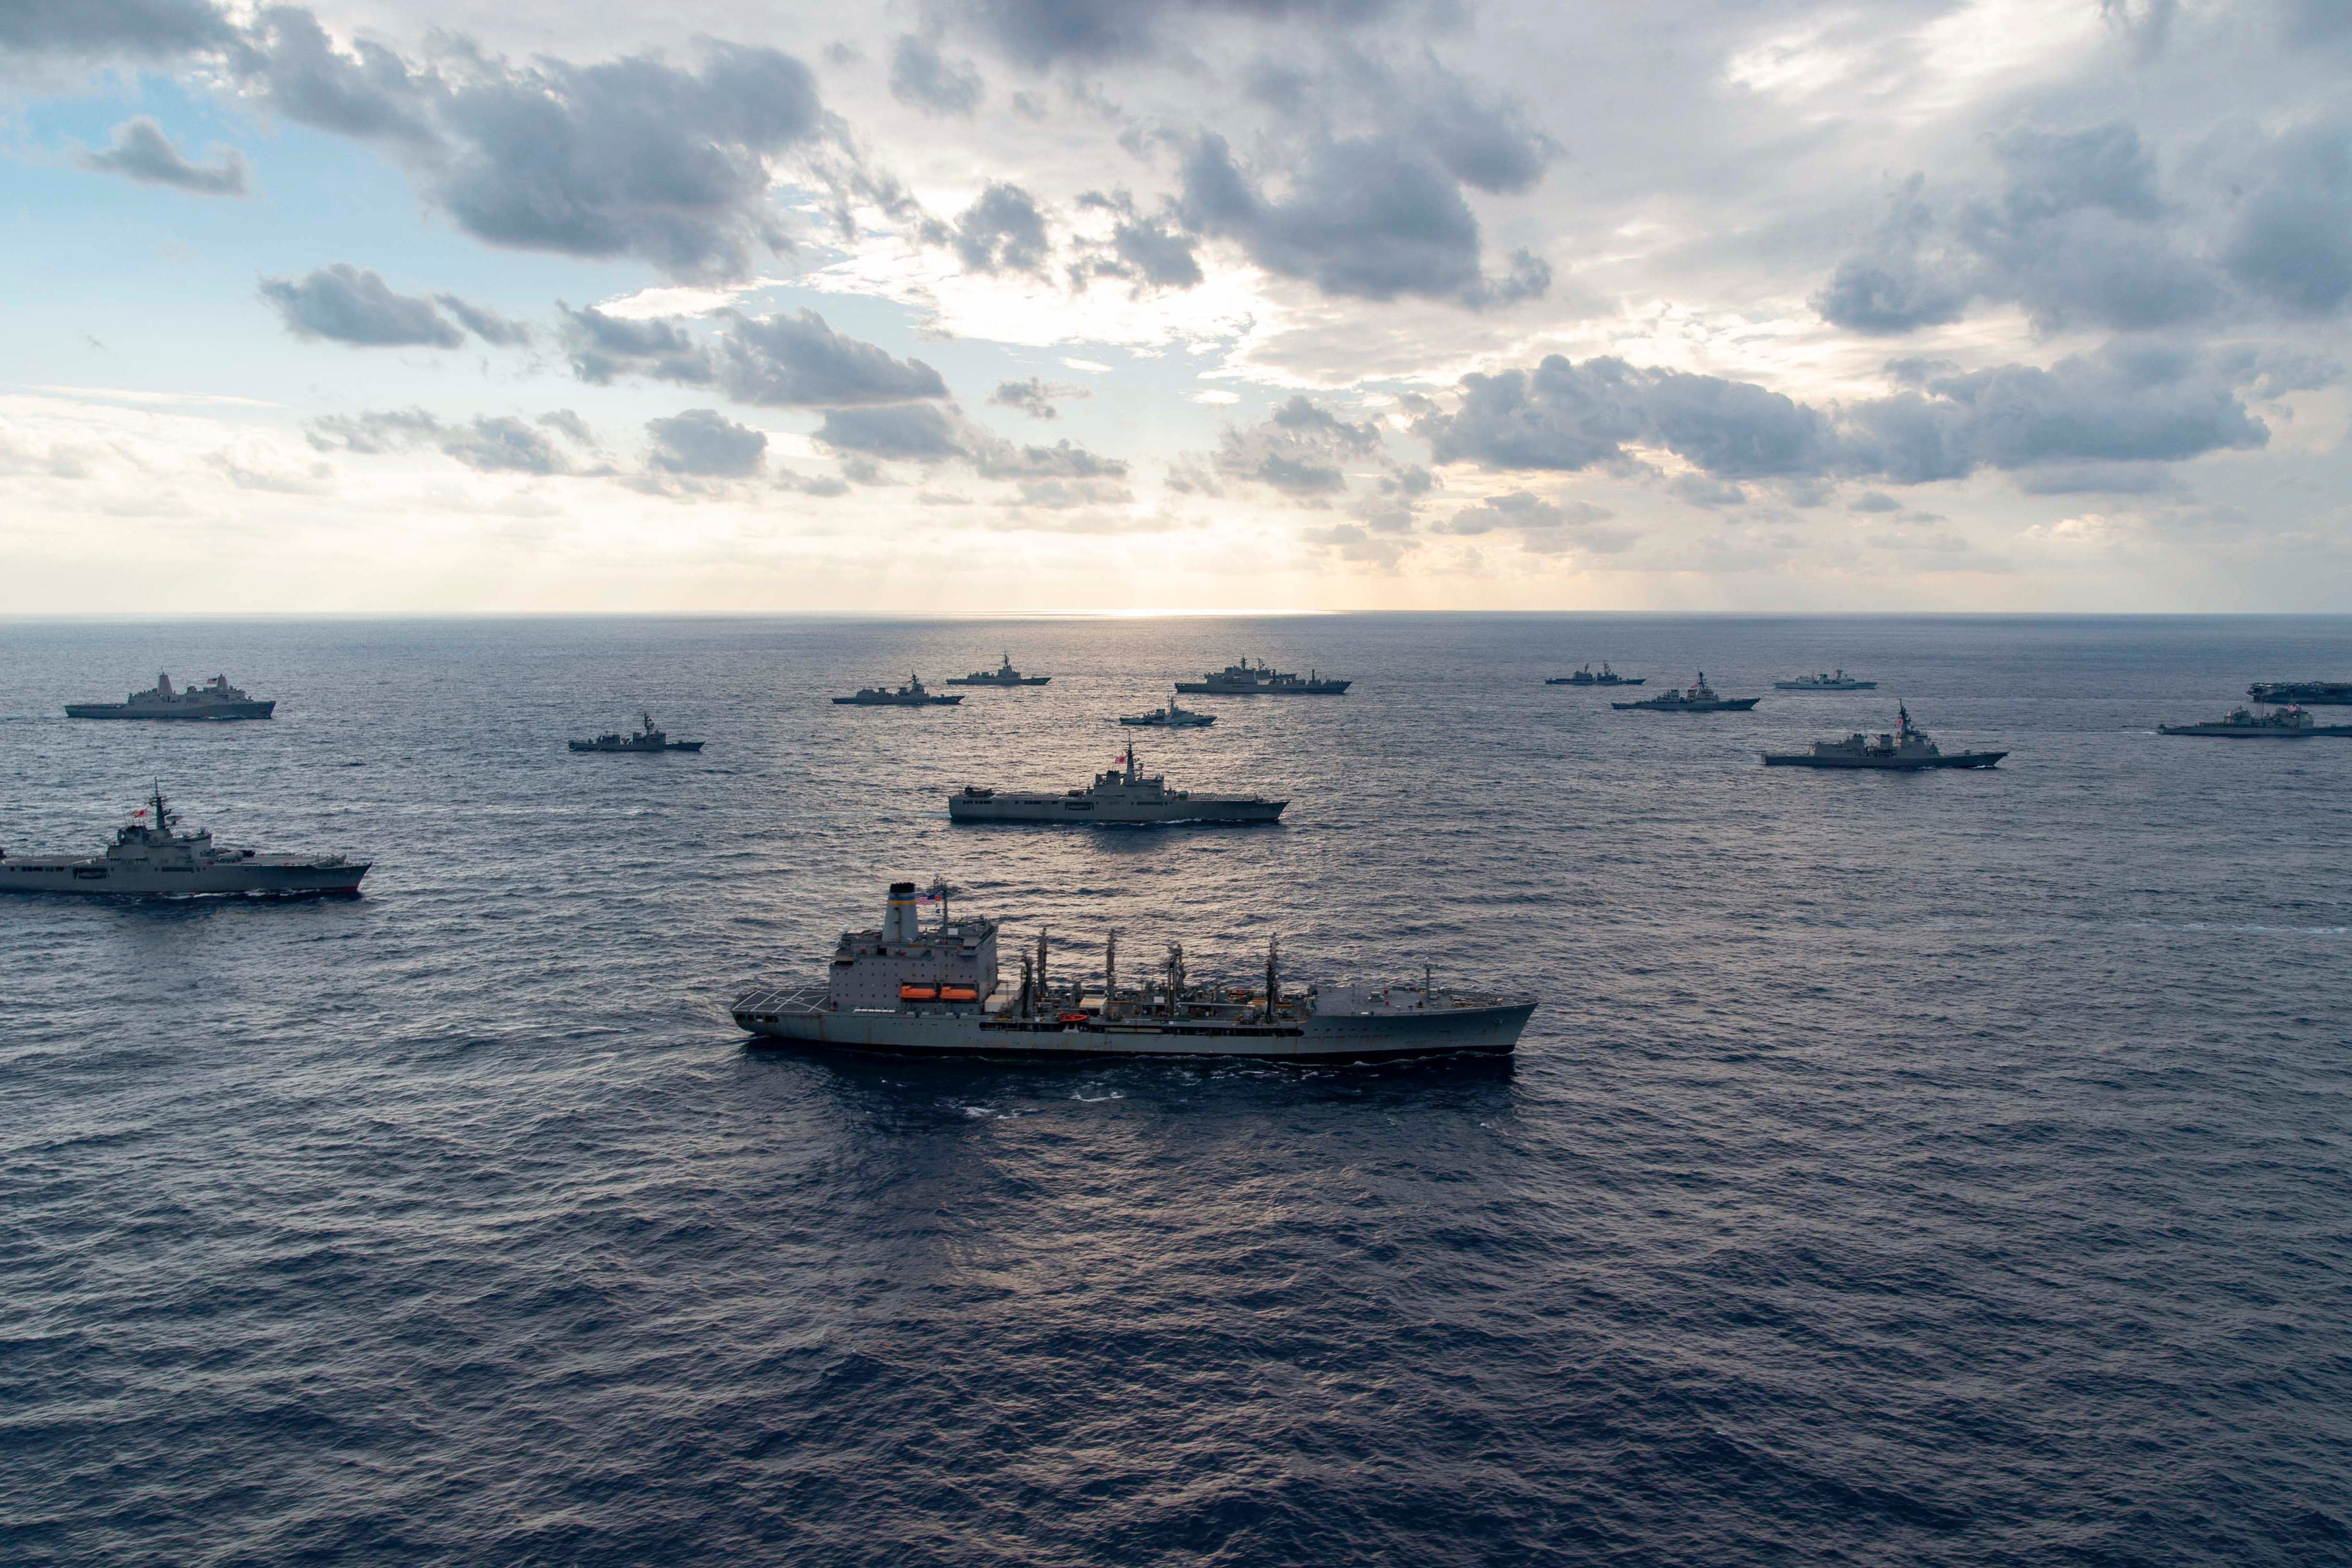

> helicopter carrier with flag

[{"left": 729, "top": 881, "right": 1536, "bottom": 1061}]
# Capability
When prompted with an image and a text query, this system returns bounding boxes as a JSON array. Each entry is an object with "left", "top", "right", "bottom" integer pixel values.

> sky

[{"left": 1, "top": 0, "right": 2348, "bottom": 613}]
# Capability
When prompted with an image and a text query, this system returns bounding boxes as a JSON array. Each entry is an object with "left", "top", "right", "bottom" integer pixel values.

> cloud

[
  {"left": 259, "top": 264, "right": 464, "bottom": 348},
  {"left": 810, "top": 403, "right": 1131, "bottom": 505},
  {"left": 1849, "top": 490, "right": 1902, "bottom": 512},
  {"left": 1180, "top": 132, "right": 1543, "bottom": 309},
  {"left": 78, "top": 117, "right": 246, "bottom": 195},
  {"left": 989, "top": 376, "right": 1090, "bottom": 418},
  {"left": 1213, "top": 395, "right": 1384, "bottom": 495},
  {"left": 1302, "top": 520, "right": 1416, "bottom": 567},
  {"left": 1413, "top": 342, "right": 2270, "bottom": 487},
  {"left": 433, "top": 294, "right": 533, "bottom": 346},
  {"left": 646, "top": 408, "right": 766, "bottom": 477},
  {"left": 558, "top": 306, "right": 948, "bottom": 406},
  {"left": 0, "top": 0, "right": 237, "bottom": 59},
  {"left": 1072, "top": 190, "right": 1204, "bottom": 293},
  {"left": 890, "top": 34, "right": 983, "bottom": 116},
  {"left": 932, "top": 182, "right": 1051, "bottom": 276},
  {"left": 945, "top": 0, "right": 1421, "bottom": 69},
  {"left": 1669, "top": 474, "right": 1747, "bottom": 508},
  {"left": 1432, "top": 490, "right": 1621, "bottom": 554},
  {"left": 813, "top": 402, "right": 963, "bottom": 460},
  {"left": 2219, "top": 114, "right": 2352, "bottom": 317},
  {"left": 306, "top": 407, "right": 595, "bottom": 474}
]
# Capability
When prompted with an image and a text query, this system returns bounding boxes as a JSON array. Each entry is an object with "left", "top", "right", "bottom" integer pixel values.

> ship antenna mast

[
  {"left": 1104, "top": 929, "right": 1118, "bottom": 1018},
  {"left": 1265, "top": 933, "right": 1280, "bottom": 1015}
]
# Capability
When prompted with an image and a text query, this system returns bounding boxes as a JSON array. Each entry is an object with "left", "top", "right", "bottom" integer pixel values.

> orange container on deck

[{"left": 899, "top": 984, "right": 939, "bottom": 1001}]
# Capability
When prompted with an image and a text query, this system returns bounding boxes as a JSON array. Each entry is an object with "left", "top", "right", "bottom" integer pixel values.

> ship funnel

[{"left": 884, "top": 881, "right": 920, "bottom": 943}]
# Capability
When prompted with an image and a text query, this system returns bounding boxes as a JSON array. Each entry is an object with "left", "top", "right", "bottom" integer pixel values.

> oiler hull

[
  {"left": 0, "top": 859, "right": 369, "bottom": 896},
  {"left": 731, "top": 993, "right": 1533, "bottom": 1061}
]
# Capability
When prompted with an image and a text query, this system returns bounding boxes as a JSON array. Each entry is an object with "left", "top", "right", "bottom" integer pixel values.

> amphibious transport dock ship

[
  {"left": 730, "top": 881, "right": 1536, "bottom": 1061},
  {"left": 1175, "top": 657, "right": 1349, "bottom": 695},
  {"left": 2159, "top": 705, "right": 2352, "bottom": 737},
  {"left": 66, "top": 672, "right": 274, "bottom": 720},
  {"left": 951, "top": 745, "right": 1283, "bottom": 824},
  {"left": 0, "top": 786, "right": 368, "bottom": 896},
  {"left": 1763, "top": 703, "right": 2005, "bottom": 769}
]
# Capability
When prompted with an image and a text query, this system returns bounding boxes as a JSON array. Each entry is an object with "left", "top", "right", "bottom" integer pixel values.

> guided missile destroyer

[
  {"left": 1613, "top": 673, "right": 1761, "bottom": 712},
  {"left": 66, "top": 672, "right": 274, "bottom": 720},
  {"left": 569, "top": 712, "right": 704, "bottom": 751},
  {"left": 1762, "top": 703, "right": 2006, "bottom": 768},
  {"left": 950, "top": 744, "right": 1283, "bottom": 824},
  {"left": 730, "top": 881, "right": 1536, "bottom": 1061},
  {"left": 0, "top": 786, "right": 368, "bottom": 896},
  {"left": 944, "top": 653, "right": 1050, "bottom": 686}
]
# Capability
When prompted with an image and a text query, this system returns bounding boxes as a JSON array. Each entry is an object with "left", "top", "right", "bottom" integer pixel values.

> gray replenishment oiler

[
  {"left": 730, "top": 881, "right": 1536, "bottom": 1061},
  {"left": 1546, "top": 663, "right": 1643, "bottom": 686},
  {"left": 1118, "top": 698, "right": 1216, "bottom": 728},
  {"left": 1174, "top": 657, "right": 1349, "bottom": 695},
  {"left": 1763, "top": 702, "right": 2005, "bottom": 769},
  {"left": 569, "top": 712, "right": 705, "bottom": 752},
  {"left": 0, "top": 785, "right": 368, "bottom": 896},
  {"left": 66, "top": 672, "right": 274, "bottom": 721},
  {"left": 1613, "top": 673, "right": 1761, "bottom": 712},
  {"left": 2159, "top": 704, "right": 2352, "bottom": 738},
  {"left": 834, "top": 674, "right": 963, "bottom": 707},
  {"left": 1774, "top": 669, "right": 1877, "bottom": 691},
  {"left": 950, "top": 743, "right": 1282, "bottom": 824},
  {"left": 944, "top": 653, "right": 1050, "bottom": 687}
]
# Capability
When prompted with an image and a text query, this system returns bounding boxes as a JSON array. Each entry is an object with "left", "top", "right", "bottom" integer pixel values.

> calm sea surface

[{"left": 2, "top": 614, "right": 2347, "bottom": 1566}]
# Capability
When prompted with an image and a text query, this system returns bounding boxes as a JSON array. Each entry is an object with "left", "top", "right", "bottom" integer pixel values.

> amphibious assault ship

[
  {"left": 944, "top": 653, "right": 1050, "bottom": 686},
  {"left": 1174, "top": 657, "right": 1349, "bottom": 695},
  {"left": 569, "top": 712, "right": 704, "bottom": 752},
  {"left": 835, "top": 675, "right": 963, "bottom": 706},
  {"left": 1547, "top": 663, "right": 1642, "bottom": 686},
  {"left": 729, "top": 881, "right": 1536, "bottom": 1061},
  {"left": 2159, "top": 705, "right": 2352, "bottom": 738},
  {"left": 950, "top": 744, "right": 1283, "bottom": 824},
  {"left": 1774, "top": 669, "right": 1876, "bottom": 691},
  {"left": 1763, "top": 703, "right": 2006, "bottom": 769},
  {"left": 2248, "top": 680, "right": 2352, "bottom": 706},
  {"left": 66, "top": 672, "right": 274, "bottom": 720},
  {"left": 0, "top": 786, "right": 368, "bottom": 896},
  {"left": 1613, "top": 674, "right": 1761, "bottom": 712}
]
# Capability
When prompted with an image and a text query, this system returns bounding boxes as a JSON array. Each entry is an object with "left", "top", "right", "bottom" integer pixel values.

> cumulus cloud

[
  {"left": 1302, "top": 520, "right": 1417, "bottom": 567},
  {"left": 306, "top": 407, "right": 598, "bottom": 474},
  {"left": 558, "top": 306, "right": 948, "bottom": 406},
  {"left": 931, "top": 182, "right": 1051, "bottom": 275},
  {"left": 1179, "top": 132, "right": 1544, "bottom": 309},
  {"left": 989, "top": 376, "right": 1091, "bottom": 419},
  {"left": 810, "top": 403, "right": 1132, "bottom": 506},
  {"left": 1214, "top": 395, "right": 1384, "bottom": 495},
  {"left": 646, "top": 408, "right": 766, "bottom": 477},
  {"left": 890, "top": 34, "right": 983, "bottom": 116},
  {"left": 0, "top": 0, "right": 237, "bottom": 59},
  {"left": 78, "top": 117, "right": 246, "bottom": 195},
  {"left": 945, "top": 0, "right": 1421, "bottom": 69},
  {"left": 1072, "top": 190, "right": 1204, "bottom": 293},
  {"left": 260, "top": 264, "right": 465, "bottom": 348},
  {"left": 433, "top": 295, "right": 534, "bottom": 347},
  {"left": 1412, "top": 342, "right": 2270, "bottom": 487}
]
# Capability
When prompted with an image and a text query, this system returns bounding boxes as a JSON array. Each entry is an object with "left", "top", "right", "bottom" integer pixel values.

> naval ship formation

[{"left": 731, "top": 882, "right": 1535, "bottom": 1061}]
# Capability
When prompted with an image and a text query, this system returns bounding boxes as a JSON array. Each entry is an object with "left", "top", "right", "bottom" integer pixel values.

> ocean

[{"left": 2, "top": 613, "right": 2347, "bottom": 1565}]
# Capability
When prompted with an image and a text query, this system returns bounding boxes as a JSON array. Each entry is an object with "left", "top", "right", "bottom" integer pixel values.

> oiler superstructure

[{"left": 730, "top": 881, "right": 1536, "bottom": 1060}]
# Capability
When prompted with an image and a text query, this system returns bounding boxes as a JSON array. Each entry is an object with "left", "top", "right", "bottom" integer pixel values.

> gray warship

[
  {"left": 1547, "top": 663, "right": 1642, "bottom": 686},
  {"left": 730, "top": 881, "right": 1535, "bottom": 1061},
  {"left": 1118, "top": 699, "right": 1216, "bottom": 728},
  {"left": 1613, "top": 673, "right": 1761, "bottom": 712},
  {"left": 1774, "top": 669, "right": 1877, "bottom": 691},
  {"left": 2159, "top": 705, "right": 2352, "bottom": 738},
  {"left": 834, "top": 675, "right": 963, "bottom": 707},
  {"left": 2248, "top": 680, "right": 2352, "bottom": 706},
  {"left": 0, "top": 786, "right": 368, "bottom": 896},
  {"left": 66, "top": 672, "right": 274, "bottom": 720},
  {"left": 1763, "top": 703, "right": 2005, "bottom": 769},
  {"left": 944, "top": 653, "right": 1050, "bottom": 687},
  {"left": 570, "top": 712, "right": 704, "bottom": 752},
  {"left": 950, "top": 744, "right": 1283, "bottom": 824},
  {"left": 1174, "top": 657, "right": 1349, "bottom": 695}
]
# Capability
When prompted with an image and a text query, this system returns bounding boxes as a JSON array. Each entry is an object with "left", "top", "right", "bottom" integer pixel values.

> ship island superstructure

[
  {"left": 729, "top": 881, "right": 1536, "bottom": 1060},
  {"left": 0, "top": 785, "right": 368, "bottom": 896},
  {"left": 949, "top": 744, "right": 1284, "bottom": 824},
  {"left": 66, "top": 672, "right": 274, "bottom": 721}
]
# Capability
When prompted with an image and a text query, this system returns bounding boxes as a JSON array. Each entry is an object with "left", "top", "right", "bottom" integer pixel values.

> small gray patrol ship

[
  {"left": 944, "top": 653, "right": 1050, "bottom": 687},
  {"left": 1175, "top": 657, "right": 1349, "bottom": 695},
  {"left": 1763, "top": 703, "right": 2005, "bottom": 769},
  {"left": 1614, "top": 673, "right": 1761, "bottom": 712},
  {"left": 1774, "top": 669, "right": 1877, "bottom": 691},
  {"left": 1118, "top": 699, "right": 1216, "bottom": 728},
  {"left": 950, "top": 744, "right": 1283, "bottom": 824},
  {"left": 729, "top": 881, "right": 1535, "bottom": 1060},
  {"left": 0, "top": 786, "right": 368, "bottom": 896},
  {"left": 66, "top": 672, "right": 274, "bottom": 720},
  {"left": 1547, "top": 663, "right": 1643, "bottom": 686},
  {"left": 2159, "top": 705, "right": 2352, "bottom": 738},
  {"left": 569, "top": 712, "right": 704, "bottom": 752},
  {"left": 834, "top": 675, "right": 963, "bottom": 707}
]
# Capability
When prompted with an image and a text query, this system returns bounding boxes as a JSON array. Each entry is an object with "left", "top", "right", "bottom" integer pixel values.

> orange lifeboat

[
  {"left": 899, "top": 984, "right": 939, "bottom": 1001},
  {"left": 1057, "top": 1011, "right": 1089, "bottom": 1024},
  {"left": 940, "top": 986, "right": 980, "bottom": 1003}
]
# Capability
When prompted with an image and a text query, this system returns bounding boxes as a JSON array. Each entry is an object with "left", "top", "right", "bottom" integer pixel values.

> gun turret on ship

[
  {"left": 0, "top": 785, "right": 368, "bottom": 896},
  {"left": 1174, "top": 657, "right": 1349, "bottom": 695},
  {"left": 727, "top": 881, "right": 1535, "bottom": 1060},
  {"left": 65, "top": 672, "right": 274, "bottom": 721},
  {"left": 950, "top": 744, "right": 1282, "bottom": 824}
]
